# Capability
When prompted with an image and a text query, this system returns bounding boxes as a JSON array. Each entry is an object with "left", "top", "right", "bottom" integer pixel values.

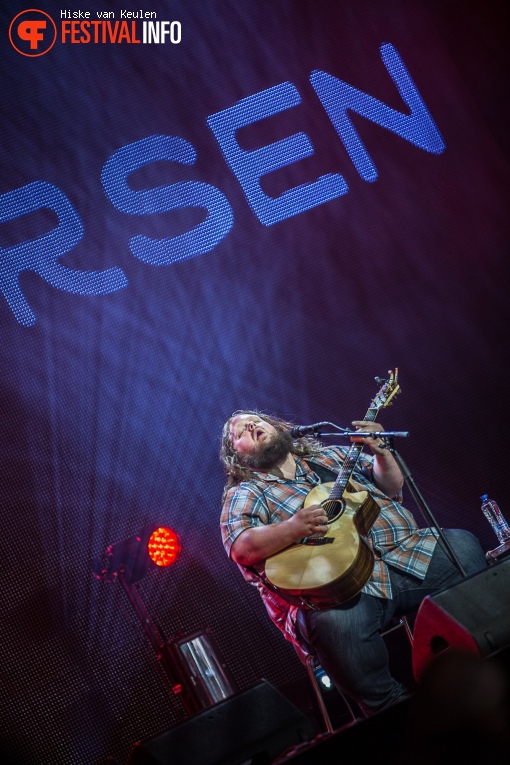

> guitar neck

[{"left": 328, "top": 405, "right": 379, "bottom": 501}]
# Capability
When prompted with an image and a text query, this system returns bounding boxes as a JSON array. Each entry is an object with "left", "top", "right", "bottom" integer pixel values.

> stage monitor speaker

[
  {"left": 126, "top": 679, "right": 315, "bottom": 765},
  {"left": 412, "top": 558, "right": 510, "bottom": 680}
]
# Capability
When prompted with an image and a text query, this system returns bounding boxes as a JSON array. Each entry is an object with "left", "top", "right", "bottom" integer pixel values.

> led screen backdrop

[{"left": 1, "top": 0, "right": 509, "bottom": 762}]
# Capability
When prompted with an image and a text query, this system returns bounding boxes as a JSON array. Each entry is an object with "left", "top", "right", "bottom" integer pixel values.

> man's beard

[{"left": 237, "top": 428, "right": 294, "bottom": 472}]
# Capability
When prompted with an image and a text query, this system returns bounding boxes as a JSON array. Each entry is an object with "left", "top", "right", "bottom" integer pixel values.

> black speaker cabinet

[
  {"left": 127, "top": 679, "right": 315, "bottom": 765},
  {"left": 412, "top": 558, "right": 510, "bottom": 679}
]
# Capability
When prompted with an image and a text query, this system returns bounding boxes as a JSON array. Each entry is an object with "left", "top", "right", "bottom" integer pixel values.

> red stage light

[{"left": 147, "top": 527, "right": 181, "bottom": 567}]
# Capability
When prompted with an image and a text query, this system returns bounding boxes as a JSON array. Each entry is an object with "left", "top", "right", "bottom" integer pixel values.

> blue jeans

[{"left": 297, "top": 529, "right": 487, "bottom": 714}]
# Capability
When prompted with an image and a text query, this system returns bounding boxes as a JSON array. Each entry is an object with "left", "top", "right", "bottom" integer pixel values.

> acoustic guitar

[{"left": 264, "top": 370, "right": 401, "bottom": 609}]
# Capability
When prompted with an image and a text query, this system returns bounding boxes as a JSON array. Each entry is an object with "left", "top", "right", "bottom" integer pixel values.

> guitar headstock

[{"left": 370, "top": 369, "right": 401, "bottom": 411}]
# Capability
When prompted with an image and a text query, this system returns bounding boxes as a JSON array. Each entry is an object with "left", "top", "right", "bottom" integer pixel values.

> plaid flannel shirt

[{"left": 220, "top": 445, "right": 438, "bottom": 648}]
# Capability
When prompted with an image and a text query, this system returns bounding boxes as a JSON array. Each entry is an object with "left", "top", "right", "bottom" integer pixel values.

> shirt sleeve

[
  {"left": 356, "top": 447, "right": 404, "bottom": 502},
  {"left": 220, "top": 482, "right": 269, "bottom": 558}
]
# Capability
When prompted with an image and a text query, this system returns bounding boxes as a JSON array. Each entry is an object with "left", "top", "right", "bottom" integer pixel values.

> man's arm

[
  {"left": 231, "top": 503, "right": 328, "bottom": 567},
  {"left": 372, "top": 449, "right": 404, "bottom": 498},
  {"left": 351, "top": 420, "right": 404, "bottom": 499}
]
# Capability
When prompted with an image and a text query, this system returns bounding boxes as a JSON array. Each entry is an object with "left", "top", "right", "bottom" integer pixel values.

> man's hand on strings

[
  {"left": 289, "top": 504, "right": 328, "bottom": 538},
  {"left": 351, "top": 420, "right": 388, "bottom": 455},
  {"left": 352, "top": 420, "right": 403, "bottom": 497}
]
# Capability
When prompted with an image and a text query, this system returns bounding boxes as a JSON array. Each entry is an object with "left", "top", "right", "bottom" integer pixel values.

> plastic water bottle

[{"left": 480, "top": 495, "right": 510, "bottom": 544}]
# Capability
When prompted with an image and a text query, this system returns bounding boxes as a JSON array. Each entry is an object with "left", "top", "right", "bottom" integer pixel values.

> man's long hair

[{"left": 220, "top": 410, "right": 322, "bottom": 495}]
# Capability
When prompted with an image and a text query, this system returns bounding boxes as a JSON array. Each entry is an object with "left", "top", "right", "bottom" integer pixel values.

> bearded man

[{"left": 219, "top": 411, "right": 487, "bottom": 715}]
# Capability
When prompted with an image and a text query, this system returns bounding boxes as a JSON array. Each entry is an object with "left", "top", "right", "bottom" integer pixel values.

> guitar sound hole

[{"left": 322, "top": 498, "right": 345, "bottom": 522}]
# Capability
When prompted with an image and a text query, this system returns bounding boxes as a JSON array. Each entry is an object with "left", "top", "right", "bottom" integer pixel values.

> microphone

[{"left": 290, "top": 422, "right": 329, "bottom": 438}]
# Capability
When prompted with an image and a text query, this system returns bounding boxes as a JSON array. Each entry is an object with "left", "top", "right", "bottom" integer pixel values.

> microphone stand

[{"left": 316, "top": 427, "right": 467, "bottom": 579}]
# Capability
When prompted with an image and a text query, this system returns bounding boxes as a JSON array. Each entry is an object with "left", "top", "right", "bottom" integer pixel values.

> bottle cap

[{"left": 480, "top": 494, "right": 489, "bottom": 501}]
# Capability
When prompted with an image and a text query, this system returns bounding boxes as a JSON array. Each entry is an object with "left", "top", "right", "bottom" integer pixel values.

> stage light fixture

[
  {"left": 147, "top": 526, "right": 181, "bottom": 567},
  {"left": 95, "top": 524, "right": 181, "bottom": 584},
  {"left": 94, "top": 523, "right": 237, "bottom": 715}
]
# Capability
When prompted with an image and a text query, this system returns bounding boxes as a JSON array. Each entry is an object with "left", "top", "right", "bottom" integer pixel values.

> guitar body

[
  {"left": 263, "top": 370, "right": 400, "bottom": 609},
  {"left": 264, "top": 480, "right": 381, "bottom": 608}
]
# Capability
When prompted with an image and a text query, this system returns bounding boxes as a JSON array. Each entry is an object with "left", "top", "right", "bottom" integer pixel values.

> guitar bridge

[{"left": 299, "top": 537, "right": 334, "bottom": 545}]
